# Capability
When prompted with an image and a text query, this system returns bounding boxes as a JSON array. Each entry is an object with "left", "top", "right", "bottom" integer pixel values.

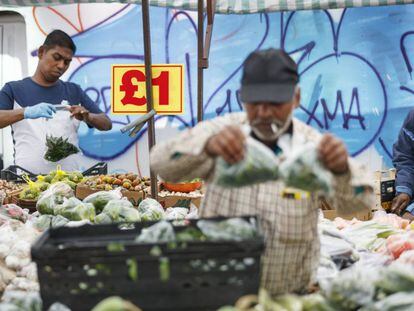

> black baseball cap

[{"left": 240, "top": 48, "right": 299, "bottom": 104}]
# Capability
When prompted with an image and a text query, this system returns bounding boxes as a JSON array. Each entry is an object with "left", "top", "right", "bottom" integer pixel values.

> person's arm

[
  {"left": 69, "top": 105, "right": 112, "bottom": 131},
  {"left": 150, "top": 113, "right": 246, "bottom": 183},
  {"left": 0, "top": 83, "right": 22, "bottom": 128},
  {"left": 71, "top": 84, "right": 112, "bottom": 131},
  {"left": 318, "top": 134, "right": 374, "bottom": 217},
  {"left": 0, "top": 109, "right": 24, "bottom": 128},
  {"left": 392, "top": 110, "right": 414, "bottom": 214}
]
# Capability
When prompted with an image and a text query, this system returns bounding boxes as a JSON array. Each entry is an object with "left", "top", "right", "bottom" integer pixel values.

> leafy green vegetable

[
  {"left": 44, "top": 135, "right": 79, "bottom": 162},
  {"left": 95, "top": 200, "right": 140, "bottom": 224},
  {"left": 84, "top": 191, "right": 122, "bottom": 213},
  {"left": 214, "top": 137, "right": 280, "bottom": 187},
  {"left": 107, "top": 242, "right": 125, "bottom": 252},
  {"left": 159, "top": 257, "right": 170, "bottom": 282},
  {"left": 176, "top": 227, "right": 206, "bottom": 242},
  {"left": 54, "top": 200, "right": 96, "bottom": 221},
  {"left": 127, "top": 258, "right": 138, "bottom": 282}
]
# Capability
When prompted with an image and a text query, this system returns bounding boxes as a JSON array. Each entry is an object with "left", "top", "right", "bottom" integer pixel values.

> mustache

[{"left": 251, "top": 118, "right": 283, "bottom": 127}]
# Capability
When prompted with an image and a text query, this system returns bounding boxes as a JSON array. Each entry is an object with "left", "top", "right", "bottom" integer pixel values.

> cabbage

[
  {"left": 197, "top": 218, "right": 257, "bottom": 241},
  {"left": 36, "top": 182, "right": 73, "bottom": 215},
  {"left": 139, "top": 199, "right": 165, "bottom": 222},
  {"left": 55, "top": 202, "right": 96, "bottom": 221},
  {"left": 84, "top": 190, "right": 122, "bottom": 213},
  {"left": 136, "top": 221, "right": 175, "bottom": 243},
  {"left": 95, "top": 200, "right": 140, "bottom": 224}
]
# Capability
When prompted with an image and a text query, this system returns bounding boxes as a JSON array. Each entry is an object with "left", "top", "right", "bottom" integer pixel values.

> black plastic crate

[
  {"left": 0, "top": 162, "right": 107, "bottom": 182},
  {"left": 31, "top": 216, "right": 264, "bottom": 311}
]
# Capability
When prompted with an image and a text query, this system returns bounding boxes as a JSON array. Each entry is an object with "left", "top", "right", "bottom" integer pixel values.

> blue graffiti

[{"left": 37, "top": 4, "right": 414, "bottom": 167}]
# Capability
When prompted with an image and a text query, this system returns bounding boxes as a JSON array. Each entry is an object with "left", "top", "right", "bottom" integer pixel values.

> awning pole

[
  {"left": 197, "top": 0, "right": 204, "bottom": 123},
  {"left": 141, "top": 0, "right": 158, "bottom": 200}
]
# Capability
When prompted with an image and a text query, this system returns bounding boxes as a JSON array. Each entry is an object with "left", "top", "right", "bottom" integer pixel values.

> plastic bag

[
  {"left": 91, "top": 296, "right": 142, "bottom": 311},
  {"left": 55, "top": 200, "right": 96, "bottom": 222},
  {"left": 279, "top": 143, "right": 333, "bottom": 194},
  {"left": 138, "top": 198, "right": 162, "bottom": 213},
  {"left": 186, "top": 205, "right": 199, "bottom": 219},
  {"left": 48, "top": 303, "right": 72, "bottom": 311},
  {"left": 1, "top": 290, "right": 42, "bottom": 311},
  {"left": 375, "top": 262, "right": 414, "bottom": 294},
  {"left": 0, "top": 205, "right": 29, "bottom": 224},
  {"left": 320, "top": 265, "right": 378, "bottom": 310},
  {"left": 362, "top": 292, "right": 414, "bottom": 311},
  {"left": 197, "top": 218, "right": 257, "bottom": 241},
  {"left": 341, "top": 221, "right": 401, "bottom": 251},
  {"left": 94, "top": 213, "right": 112, "bottom": 225},
  {"left": 95, "top": 199, "right": 140, "bottom": 224},
  {"left": 138, "top": 199, "right": 165, "bottom": 222},
  {"left": 136, "top": 221, "right": 175, "bottom": 243},
  {"left": 384, "top": 231, "right": 414, "bottom": 259},
  {"left": 213, "top": 137, "right": 280, "bottom": 187},
  {"left": 165, "top": 207, "right": 188, "bottom": 220},
  {"left": 83, "top": 189, "right": 123, "bottom": 213},
  {"left": 36, "top": 182, "right": 74, "bottom": 215},
  {"left": 396, "top": 250, "right": 414, "bottom": 265}
]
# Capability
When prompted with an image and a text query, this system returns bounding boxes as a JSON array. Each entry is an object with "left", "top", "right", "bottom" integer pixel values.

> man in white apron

[{"left": 0, "top": 30, "right": 112, "bottom": 174}]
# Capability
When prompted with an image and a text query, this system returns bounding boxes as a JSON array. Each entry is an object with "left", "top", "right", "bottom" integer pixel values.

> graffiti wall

[{"left": 1, "top": 4, "right": 413, "bottom": 174}]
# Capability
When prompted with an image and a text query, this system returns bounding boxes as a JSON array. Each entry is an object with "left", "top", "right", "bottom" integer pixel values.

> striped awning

[{"left": 0, "top": 0, "right": 411, "bottom": 13}]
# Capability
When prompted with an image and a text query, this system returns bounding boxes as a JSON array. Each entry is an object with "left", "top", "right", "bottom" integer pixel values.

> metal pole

[
  {"left": 141, "top": 0, "right": 158, "bottom": 200},
  {"left": 197, "top": 0, "right": 204, "bottom": 123}
]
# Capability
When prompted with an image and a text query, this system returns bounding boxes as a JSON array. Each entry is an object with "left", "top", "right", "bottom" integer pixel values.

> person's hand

[
  {"left": 318, "top": 133, "right": 349, "bottom": 174},
  {"left": 69, "top": 105, "right": 90, "bottom": 121},
  {"left": 24, "top": 102, "right": 56, "bottom": 119},
  {"left": 391, "top": 193, "right": 411, "bottom": 215},
  {"left": 204, "top": 125, "right": 246, "bottom": 164},
  {"left": 402, "top": 211, "right": 414, "bottom": 221}
]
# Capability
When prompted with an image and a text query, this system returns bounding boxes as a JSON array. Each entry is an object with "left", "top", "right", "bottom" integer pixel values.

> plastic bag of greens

[
  {"left": 1, "top": 290, "right": 42, "bottom": 311},
  {"left": 197, "top": 218, "right": 257, "bottom": 241},
  {"left": 301, "top": 294, "right": 335, "bottom": 311},
  {"left": 48, "top": 303, "right": 72, "bottom": 311},
  {"left": 185, "top": 205, "right": 198, "bottom": 219},
  {"left": 83, "top": 189, "right": 123, "bottom": 213},
  {"left": 138, "top": 199, "right": 165, "bottom": 222},
  {"left": 36, "top": 182, "right": 74, "bottom": 215},
  {"left": 138, "top": 198, "right": 162, "bottom": 213},
  {"left": 91, "top": 296, "right": 142, "bottom": 311},
  {"left": 213, "top": 137, "right": 280, "bottom": 187},
  {"left": 375, "top": 262, "right": 414, "bottom": 295},
  {"left": 320, "top": 265, "right": 378, "bottom": 310},
  {"left": 55, "top": 199, "right": 95, "bottom": 221},
  {"left": 136, "top": 221, "right": 175, "bottom": 243},
  {"left": 279, "top": 143, "right": 333, "bottom": 194},
  {"left": 95, "top": 212, "right": 112, "bottom": 225},
  {"left": 33, "top": 214, "right": 53, "bottom": 231},
  {"left": 362, "top": 292, "right": 414, "bottom": 311},
  {"left": 165, "top": 207, "right": 188, "bottom": 220},
  {"left": 95, "top": 199, "right": 140, "bottom": 224},
  {"left": 51, "top": 215, "right": 69, "bottom": 228}
]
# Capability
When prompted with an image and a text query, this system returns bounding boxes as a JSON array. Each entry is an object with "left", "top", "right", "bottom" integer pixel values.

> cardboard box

[
  {"left": 322, "top": 208, "right": 373, "bottom": 221},
  {"left": 145, "top": 186, "right": 203, "bottom": 208},
  {"left": 157, "top": 195, "right": 202, "bottom": 208},
  {"left": 75, "top": 184, "right": 145, "bottom": 206}
]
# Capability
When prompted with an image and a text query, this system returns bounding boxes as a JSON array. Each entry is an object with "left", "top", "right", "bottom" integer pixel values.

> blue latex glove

[{"left": 24, "top": 102, "right": 56, "bottom": 119}]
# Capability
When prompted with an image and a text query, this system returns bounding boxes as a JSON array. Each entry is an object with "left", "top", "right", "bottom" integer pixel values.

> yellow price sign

[{"left": 111, "top": 64, "right": 184, "bottom": 115}]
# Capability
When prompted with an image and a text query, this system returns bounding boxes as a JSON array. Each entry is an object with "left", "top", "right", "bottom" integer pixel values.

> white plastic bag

[{"left": 213, "top": 137, "right": 280, "bottom": 187}]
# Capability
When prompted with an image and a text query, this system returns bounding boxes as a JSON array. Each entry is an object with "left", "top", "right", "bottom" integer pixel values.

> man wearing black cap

[{"left": 150, "top": 49, "right": 373, "bottom": 295}]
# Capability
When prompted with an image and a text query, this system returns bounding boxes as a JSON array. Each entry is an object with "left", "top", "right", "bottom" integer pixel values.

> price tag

[{"left": 111, "top": 64, "right": 184, "bottom": 115}]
